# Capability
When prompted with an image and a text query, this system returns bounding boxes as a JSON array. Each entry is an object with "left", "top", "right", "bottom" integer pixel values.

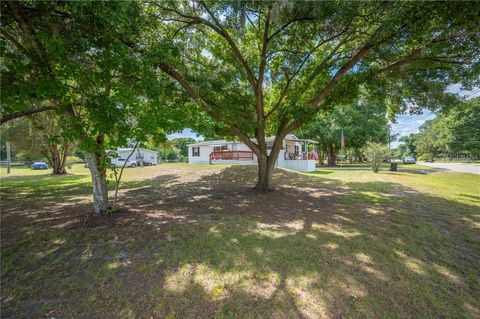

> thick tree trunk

[
  {"left": 255, "top": 155, "right": 276, "bottom": 192},
  {"left": 85, "top": 146, "right": 109, "bottom": 215},
  {"left": 86, "top": 153, "right": 108, "bottom": 215},
  {"left": 327, "top": 144, "right": 337, "bottom": 166},
  {"left": 253, "top": 130, "right": 287, "bottom": 192},
  {"left": 49, "top": 142, "right": 68, "bottom": 175}
]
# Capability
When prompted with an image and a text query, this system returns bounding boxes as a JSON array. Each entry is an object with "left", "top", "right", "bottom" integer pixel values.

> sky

[
  {"left": 167, "top": 128, "right": 202, "bottom": 141},
  {"left": 168, "top": 85, "right": 480, "bottom": 147},
  {"left": 390, "top": 84, "right": 480, "bottom": 147},
  {"left": 390, "top": 111, "right": 435, "bottom": 148}
]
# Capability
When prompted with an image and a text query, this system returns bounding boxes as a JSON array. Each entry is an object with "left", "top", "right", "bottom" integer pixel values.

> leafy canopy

[
  {"left": 299, "top": 99, "right": 389, "bottom": 152},
  {"left": 153, "top": 0, "right": 480, "bottom": 151},
  {"left": 1, "top": 1, "right": 187, "bottom": 154}
]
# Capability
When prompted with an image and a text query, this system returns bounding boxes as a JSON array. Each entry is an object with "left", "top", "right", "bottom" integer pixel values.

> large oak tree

[
  {"left": 153, "top": 0, "right": 480, "bottom": 190},
  {"left": 1, "top": 1, "right": 185, "bottom": 214}
]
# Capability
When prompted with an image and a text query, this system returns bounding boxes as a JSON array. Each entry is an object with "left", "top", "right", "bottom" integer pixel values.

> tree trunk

[
  {"left": 354, "top": 148, "right": 363, "bottom": 163},
  {"left": 251, "top": 131, "right": 286, "bottom": 192},
  {"left": 49, "top": 142, "right": 68, "bottom": 175},
  {"left": 85, "top": 146, "right": 109, "bottom": 215},
  {"left": 327, "top": 144, "right": 337, "bottom": 166},
  {"left": 6, "top": 141, "right": 11, "bottom": 174},
  {"left": 255, "top": 155, "right": 276, "bottom": 192},
  {"left": 372, "top": 161, "right": 379, "bottom": 173}
]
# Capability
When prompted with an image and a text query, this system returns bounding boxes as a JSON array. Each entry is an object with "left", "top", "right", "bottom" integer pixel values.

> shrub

[{"left": 363, "top": 142, "right": 389, "bottom": 172}]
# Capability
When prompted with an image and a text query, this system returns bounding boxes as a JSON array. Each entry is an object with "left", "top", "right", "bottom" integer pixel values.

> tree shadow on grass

[
  {"left": 459, "top": 193, "right": 480, "bottom": 203},
  {"left": 0, "top": 173, "right": 181, "bottom": 236},
  {"left": 1, "top": 165, "right": 479, "bottom": 318}
]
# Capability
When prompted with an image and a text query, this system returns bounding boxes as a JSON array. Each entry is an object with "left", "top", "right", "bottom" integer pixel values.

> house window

[
  {"left": 214, "top": 145, "right": 228, "bottom": 152},
  {"left": 295, "top": 145, "right": 301, "bottom": 154},
  {"left": 192, "top": 147, "right": 200, "bottom": 157}
]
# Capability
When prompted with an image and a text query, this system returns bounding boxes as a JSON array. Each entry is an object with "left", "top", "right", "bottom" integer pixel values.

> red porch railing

[{"left": 209, "top": 151, "right": 254, "bottom": 162}]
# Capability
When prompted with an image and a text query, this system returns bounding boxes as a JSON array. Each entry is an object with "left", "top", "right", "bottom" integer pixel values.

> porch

[{"left": 209, "top": 151, "right": 255, "bottom": 164}]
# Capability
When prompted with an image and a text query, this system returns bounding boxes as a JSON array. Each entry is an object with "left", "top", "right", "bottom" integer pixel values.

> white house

[
  {"left": 110, "top": 147, "right": 158, "bottom": 166},
  {"left": 188, "top": 134, "right": 318, "bottom": 172}
]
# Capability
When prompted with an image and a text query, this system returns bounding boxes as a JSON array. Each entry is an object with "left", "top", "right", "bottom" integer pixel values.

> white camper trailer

[{"left": 109, "top": 147, "right": 158, "bottom": 166}]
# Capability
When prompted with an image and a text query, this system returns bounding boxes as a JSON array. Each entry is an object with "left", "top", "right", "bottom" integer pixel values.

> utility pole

[{"left": 6, "top": 141, "right": 11, "bottom": 174}]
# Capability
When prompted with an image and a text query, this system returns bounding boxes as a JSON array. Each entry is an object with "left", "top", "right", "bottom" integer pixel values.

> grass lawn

[
  {"left": 327, "top": 162, "right": 434, "bottom": 170},
  {"left": 1, "top": 164, "right": 479, "bottom": 318}
]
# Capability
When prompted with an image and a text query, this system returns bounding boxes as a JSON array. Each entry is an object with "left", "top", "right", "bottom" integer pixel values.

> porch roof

[
  {"left": 188, "top": 140, "right": 233, "bottom": 147},
  {"left": 266, "top": 134, "right": 318, "bottom": 144}
]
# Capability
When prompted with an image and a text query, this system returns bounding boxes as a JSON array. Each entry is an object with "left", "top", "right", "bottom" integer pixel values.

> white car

[
  {"left": 403, "top": 156, "right": 416, "bottom": 164},
  {"left": 111, "top": 158, "right": 137, "bottom": 168}
]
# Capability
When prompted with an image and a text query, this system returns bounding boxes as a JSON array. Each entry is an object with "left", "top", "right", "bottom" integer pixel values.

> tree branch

[
  {"left": 254, "top": 8, "right": 271, "bottom": 146},
  {"left": 158, "top": 63, "right": 207, "bottom": 107},
  {"left": 159, "top": 2, "right": 258, "bottom": 91},
  {"left": 159, "top": 62, "right": 258, "bottom": 150},
  {"left": 7, "top": 2, "right": 48, "bottom": 66},
  {"left": 228, "top": 126, "right": 260, "bottom": 156},
  {"left": 376, "top": 48, "right": 422, "bottom": 75},
  {"left": 1, "top": 105, "right": 56, "bottom": 124},
  {"left": 0, "top": 28, "right": 28, "bottom": 54},
  {"left": 308, "top": 41, "right": 373, "bottom": 109},
  {"left": 268, "top": 15, "right": 314, "bottom": 41},
  {"left": 266, "top": 31, "right": 346, "bottom": 119}
]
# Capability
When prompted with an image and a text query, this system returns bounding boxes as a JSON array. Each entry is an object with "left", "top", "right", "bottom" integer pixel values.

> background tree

[
  {"left": 414, "top": 120, "right": 444, "bottom": 160},
  {"left": 153, "top": 0, "right": 480, "bottom": 190},
  {"left": 363, "top": 142, "right": 389, "bottom": 172},
  {"left": 30, "top": 113, "right": 71, "bottom": 175},
  {"left": 299, "top": 99, "right": 388, "bottom": 166},
  {"left": 398, "top": 134, "right": 418, "bottom": 158},
  {"left": 411, "top": 97, "right": 480, "bottom": 160},
  {"left": 448, "top": 98, "right": 480, "bottom": 158},
  {"left": 1, "top": 115, "right": 72, "bottom": 174},
  {"left": 171, "top": 137, "right": 197, "bottom": 159},
  {"left": 1, "top": 119, "right": 43, "bottom": 162}
]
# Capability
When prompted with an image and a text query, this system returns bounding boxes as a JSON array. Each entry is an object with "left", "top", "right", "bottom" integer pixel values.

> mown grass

[{"left": 1, "top": 164, "right": 479, "bottom": 318}]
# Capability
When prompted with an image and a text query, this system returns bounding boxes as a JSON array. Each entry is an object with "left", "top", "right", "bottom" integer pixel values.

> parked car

[
  {"left": 425, "top": 158, "right": 435, "bottom": 163},
  {"left": 403, "top": 156, "right": 416, "bottom": 164},
  {"left": 31, "top": 162, "right": 48, "bottom": 170},
  {"left": 111, "top": 158, "right": 137, "bottom": 168}
]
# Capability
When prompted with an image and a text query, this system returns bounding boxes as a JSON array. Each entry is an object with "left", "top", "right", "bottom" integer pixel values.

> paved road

[{"left": 420, "top": 162, "right": 480, "bottom": 175}]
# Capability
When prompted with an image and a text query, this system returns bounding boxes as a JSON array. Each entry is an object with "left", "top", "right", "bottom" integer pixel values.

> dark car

[
  {"left": 31, "top": 162, "right": 48, "bottom": 170},
  {"left": 426, "top": 158, "right": 435, "bottom": 163}
]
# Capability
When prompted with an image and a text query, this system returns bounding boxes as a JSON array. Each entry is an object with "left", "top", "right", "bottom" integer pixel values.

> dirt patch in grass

[{"left": 1, "top": 164, "right": 479, "bottom": 318}]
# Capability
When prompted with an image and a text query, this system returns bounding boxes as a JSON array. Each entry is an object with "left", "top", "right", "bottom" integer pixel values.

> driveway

[{"left": 420, "top": 162, "right": 480, "bottom": 175}]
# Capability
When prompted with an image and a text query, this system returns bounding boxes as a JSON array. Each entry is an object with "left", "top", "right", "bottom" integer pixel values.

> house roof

[
  {"left": 188, "top": 134, "right": 317, "bottom": 147},
  {"left": 187, "top": 140, "right": 235, "bottom": 147},
  {"left": 116, "top": 147, "right": 158, "bottom": 154}
]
